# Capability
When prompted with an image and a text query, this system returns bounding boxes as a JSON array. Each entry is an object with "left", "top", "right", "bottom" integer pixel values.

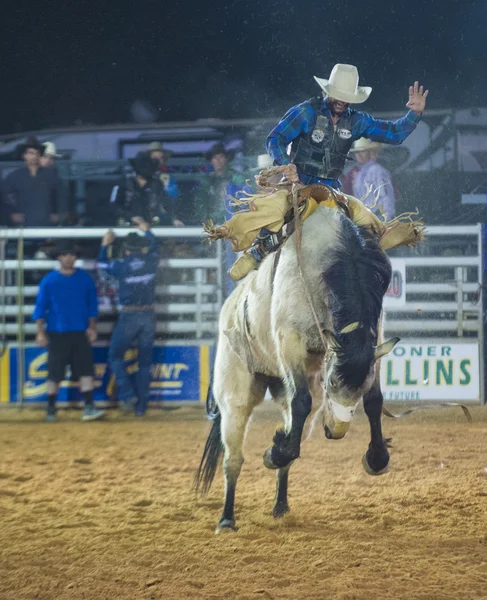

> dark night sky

[{"left": 0, "top": 0, "right": 484, "bottom": 134}]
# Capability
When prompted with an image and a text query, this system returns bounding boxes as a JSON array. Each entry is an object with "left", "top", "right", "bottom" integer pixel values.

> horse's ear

[
  {"left": 323, "top": 329, "right": 339, "bottom": 351},
  {"left": 374, "top": 337, "right": 400, "bottom": 361}
]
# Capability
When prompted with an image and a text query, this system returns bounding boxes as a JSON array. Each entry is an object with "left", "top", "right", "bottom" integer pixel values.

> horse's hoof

[
  {"left": 215, "top": 519, "right": 238, "bottom": 534},
  {"left": 362, "top": 453, "right": 389, "bottom": 476},
  {"left": 272, "top": 503, "right": 290, "bottom": 519},
  {"left": 263, "top": 447, "right": 279, "bottom": 470}
]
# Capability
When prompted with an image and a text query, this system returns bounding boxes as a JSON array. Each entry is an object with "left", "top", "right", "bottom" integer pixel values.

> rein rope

[{"left": 291, "top": 183, "right": 329, "bottom": 355}]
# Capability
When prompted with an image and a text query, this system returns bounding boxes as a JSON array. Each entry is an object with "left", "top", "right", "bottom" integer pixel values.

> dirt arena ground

[{"left": 0, "top": 403, "right": 486, "bottom": 600}]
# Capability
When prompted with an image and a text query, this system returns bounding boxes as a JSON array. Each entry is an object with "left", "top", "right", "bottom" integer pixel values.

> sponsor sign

[
  {"left": 384, "top": 258, "right": 406, "bottom": 308},
  {"left": 1, "top": 345, "right": 212, "bottom": 404},
  {"left": 381, "top": 343, "right": 479, "bottom": 401}
]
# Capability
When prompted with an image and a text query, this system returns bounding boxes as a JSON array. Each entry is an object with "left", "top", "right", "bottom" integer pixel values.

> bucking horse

[{"left": 195, "top": 204, "right": 399, "bottom": 533}]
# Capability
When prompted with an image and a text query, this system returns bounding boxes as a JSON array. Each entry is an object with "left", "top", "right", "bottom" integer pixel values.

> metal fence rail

[
  {"left": 384, "top": 224, "right": 484, "bottom": 338},
  {"left": 0, "top": 227, "right": 224, "bottom": 344}
]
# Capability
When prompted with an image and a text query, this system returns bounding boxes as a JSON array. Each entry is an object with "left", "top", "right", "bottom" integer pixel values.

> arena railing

[
  {"left": 0, "top": 226, "right": 224, "bottom": 344},
  {"left": 383, "top": 224, "right": 484, "bottom": 338},
  {"left": 382, "top": 224, "right": 485, "bottom": 404},
  {"left": 0, "top": 223, "right": 485, "bottom": 405}
]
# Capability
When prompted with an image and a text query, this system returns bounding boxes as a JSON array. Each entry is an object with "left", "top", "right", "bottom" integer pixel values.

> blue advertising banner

[{"left": 2, "top": 345, "right": 212, "bottom": 404}]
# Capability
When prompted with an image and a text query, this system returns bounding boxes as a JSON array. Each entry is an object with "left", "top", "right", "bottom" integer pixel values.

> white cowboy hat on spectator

[
  {"left": 250, "top": 154, "right": 274, "bottom": 172},
  {"left": 349, "top": 138, "right": 383, "bottom": 153},
  {"left": 313, "top": 64, "right": 372, "bottom": 104},
  {"left": 43, "top": 141, "right": 62, "bottom": 158},
  {"left": 147, "top": 141, "right": 174, "bottom": 157}
]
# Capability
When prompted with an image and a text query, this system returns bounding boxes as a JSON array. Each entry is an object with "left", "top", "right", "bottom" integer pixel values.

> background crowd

[{"left": 0, "top": 135, "right": 397, "bottom": 237}]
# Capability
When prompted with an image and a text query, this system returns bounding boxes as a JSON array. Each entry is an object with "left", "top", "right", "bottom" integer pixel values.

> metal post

[
  {"left": 16, "top": 230, "right": 25, "bottom": 406},
  {"left": 0, "top": 234, "right": 7, "bottom": 360},
  {"left": 215, "top": 240, "right": 224, "bottom": 312},
  {"left": 455, "top": 266, "right": 464, "bottom": 337},
  {"left": 480, "top": 223, "right": 487, "bottom": 404},
  {"left": 195, "top": 267, "right": 204, "bottom": 339}
]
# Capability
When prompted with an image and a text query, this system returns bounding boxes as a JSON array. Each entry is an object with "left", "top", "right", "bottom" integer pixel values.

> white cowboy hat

[
  {"left": 250, "top": 153, "right": 274, "bottom": 172},
  {"left": 147, "top": 141, "right": 174, "bottom": 157},
  {"left": 349, "top": 138, "right": 383, "bottom": 153},
  {"left": 43, "top": 141, "right": 62, "bottom": 158},
  {"left": 313, "top": 64, "right": 372, "bottom": 104}
]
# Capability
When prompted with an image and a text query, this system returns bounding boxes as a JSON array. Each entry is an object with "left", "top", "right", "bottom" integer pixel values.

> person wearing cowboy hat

[
  {"left": 147, "top": 142, "right": 183, "bottom": 225},
  {"left": 40, "top": 141, "right": 63, "bottom": 168},
  {"left": 193, "top": 142, "right": 247, "bottom": 224},
  {"left": 3, "top": 135, "right": 65, "bottom": 228},
  {"left": 32, "top": 240, "right": 105, "bottom": 423},
  {"left": 110, "top": 151, "right": 176, "bottom": 227},
  {"left": 227, "top": 64, "right": 429, "bottom": 279},
  {"left": 346, "top": 138, "right": 396, "bottom": 220},
  {"left": 267, "top": 64, "right": 428, "bottom": 187},
  {"left": 98, "top": 217, "right": 158, "bottom": 417}
]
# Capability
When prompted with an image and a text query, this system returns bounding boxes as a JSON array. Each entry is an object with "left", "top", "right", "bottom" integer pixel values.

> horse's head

[{"left": 321, "top": 328, "right": 399, "bottom": 439}]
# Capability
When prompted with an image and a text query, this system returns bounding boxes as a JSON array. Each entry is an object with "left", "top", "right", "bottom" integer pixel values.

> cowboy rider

[{"left": 229, "top": 63, "right": 429, "bottom": 280}]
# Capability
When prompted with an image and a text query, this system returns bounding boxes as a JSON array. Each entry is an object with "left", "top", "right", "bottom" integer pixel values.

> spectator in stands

[
  {"left": 40, "top": 142, "right": 62, "bottom": 169},
  {"left": 193, "top": 142, "right": 246, "bottom": 224},
  {"left": 110, "top": 151, "right": 175, "bottom": 227},
  {"left": 3, "top": 136, "right": 66, "bottom": 227},
  {"left": 98, "top": 217, "right": 158, "bottom": 417},
  {"left": 147, "top": 142, "right": 183, "bottom": 226},
  {"left": 347, "top": 138, "right": 396, "bottom": 220},
  {"left": 33, "top": 241, "right": 105, "bottom": 423}
]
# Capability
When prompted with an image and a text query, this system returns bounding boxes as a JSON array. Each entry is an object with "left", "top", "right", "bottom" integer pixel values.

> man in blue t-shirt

[
  {"left": 98, "top": 217, "right": 158, "bottom": 416},
  {"left": 32, "top": 242, "right": 105, "bottom": 423}
]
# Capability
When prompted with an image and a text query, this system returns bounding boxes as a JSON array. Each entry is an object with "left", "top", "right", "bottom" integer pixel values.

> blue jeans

[{"left": 109, "top": 311, "right": 155, "bottom": 415}]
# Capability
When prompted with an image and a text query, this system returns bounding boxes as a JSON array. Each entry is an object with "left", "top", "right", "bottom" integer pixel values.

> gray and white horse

[{"left": 195, "top": 205, "right": 398, "bottom": 532}]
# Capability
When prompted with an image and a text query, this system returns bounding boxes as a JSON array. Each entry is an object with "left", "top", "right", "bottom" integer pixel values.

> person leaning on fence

[
  {"left": 32, "top": 241, "right": 105, "bottom": 423},
  {"left": 193, "top": 142, "right": 247, "bottom": 224},
  {"left": 147, "top": 141, "right": 184, "bottom": 226},
  {"left": 97, "top": 217, "right": 158, "bottom": 417},
  {"left": 110, "top": 151, "right": 176, "bottom": 227}
]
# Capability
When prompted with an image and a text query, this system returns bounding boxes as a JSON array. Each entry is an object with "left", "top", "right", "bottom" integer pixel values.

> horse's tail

[{"left": 193, "top": 381, "right": 223, "bottom": 495}]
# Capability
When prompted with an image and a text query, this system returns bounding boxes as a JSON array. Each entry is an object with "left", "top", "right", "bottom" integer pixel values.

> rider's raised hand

[{"left": 406, "top": 81, "right": 429, "bottom": 115}]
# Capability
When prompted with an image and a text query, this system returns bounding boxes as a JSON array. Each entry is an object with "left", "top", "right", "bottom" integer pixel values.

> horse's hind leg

[{"left": 217, "top": 372, "right": 267, "bottom": 533}]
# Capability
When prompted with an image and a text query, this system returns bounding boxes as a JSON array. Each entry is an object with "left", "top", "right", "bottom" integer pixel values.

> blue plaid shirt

[{"left": 266, "top": 97, "right": 421, "bottom": 188}]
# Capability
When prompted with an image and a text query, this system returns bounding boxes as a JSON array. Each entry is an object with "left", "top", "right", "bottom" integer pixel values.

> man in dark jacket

[
  {"left": 110, "top": 151, "right": 174, "bottom": 227},
  {"left": 3, "top": 136, "right": 65, "bottom": 227}
]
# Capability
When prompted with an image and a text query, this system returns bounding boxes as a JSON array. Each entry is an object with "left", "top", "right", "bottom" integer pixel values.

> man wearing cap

[
  {"left": 98, "top": 217, "right": 158, "bottom": 416},
  {"left": 33, "top": 242, "right": 105, "bottom": 422},
  {"left": 227, "top": 64, "right": 428, "bottom": 279},
  {"left": 3, "top": 136, "right": 65, "bottom": 227},
  {"left": 194, "top": 142, "right": 247, "bottom": 224},
  {"left": 346, "top": 138, "right": 396, "bottom": 220}
]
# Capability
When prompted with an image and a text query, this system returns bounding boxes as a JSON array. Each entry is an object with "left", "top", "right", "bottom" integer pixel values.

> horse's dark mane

[{"left": 323, "top": 218, "right": 392, "bottom": 389}]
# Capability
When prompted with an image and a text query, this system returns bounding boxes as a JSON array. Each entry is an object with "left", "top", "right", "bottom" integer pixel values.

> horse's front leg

[
  {"left": 362, "top": 375, "right": 389, "bottom": 475},
  {"left": 263, "top": 382, "right": 312, "bottom": 470},
  {"left": 267, "top": 377, "right": 296, "bottom": 518}
]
